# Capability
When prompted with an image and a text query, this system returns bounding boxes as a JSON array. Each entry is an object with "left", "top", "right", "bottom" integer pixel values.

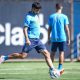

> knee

[
  {"left": 42, "top": 50, "right": 51, "bottom": 58},
  {"left": 21, "top": 53, "right": 28, "bottom": 59}
]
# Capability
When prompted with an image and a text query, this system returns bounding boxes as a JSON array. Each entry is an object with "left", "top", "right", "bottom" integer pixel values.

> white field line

[
  {"left": 0, "top": 73, "right": 32, "bottom": 74},
  {"left": 0, "top": 71, "right": 80, "bottom": 74},
  {"left": 0, "top": 68, "right": 33, "bottom": 70},
  {"left": 60, "top": 78, "right": 80, "bottom": 80},
  {"left": 0, "top": 67, "right": 80, "bottom": 70},
  {"left": 64, "top": 71, "right": 80, "bottom": 74},
  {"left": 0, "top": 78, "right": 22, "bottom": 80}
]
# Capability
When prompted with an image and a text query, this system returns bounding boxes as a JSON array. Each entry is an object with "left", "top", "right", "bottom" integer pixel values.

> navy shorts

[
  {"left": 51, "top": 42, "right": 66, "bottom": 52},
  {"left": 22, "top": 38, "right": 46, "bottom": 53}
]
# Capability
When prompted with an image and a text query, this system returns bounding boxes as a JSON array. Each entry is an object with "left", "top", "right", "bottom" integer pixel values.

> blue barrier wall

[
  {"left": 0, "top": 0, "right": 71, "bottom": 59},
  {"left": 73, "top": 0, "right": 80, "bottom": 58}
]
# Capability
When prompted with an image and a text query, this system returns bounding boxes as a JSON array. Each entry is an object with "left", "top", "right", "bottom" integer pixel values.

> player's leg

[
  {"left": 50, "top": 42, "right": 64, "bottom": 75},
  {"left": 35, "top": 40, "right": 59, "bottom": 79},
  {"left": 8, "top": 52, "right": 28, "bottom": 59},
  {"left": 41, "top": 49, "right": 55, "bottom": 69},
  {"left": 50, "top": 51, "right": 55, "bottom": 62},
  {"left": 58, "top": 51, "right": 64, "bottom": 75},
  {"left": 0, "top": 39, "right": 37, "bottom": 64},
  {"left": 50, "top": 52, "right": 56, "bottom": 62},
  {"left": 50, "top": 42, "right": 57, "bottom": 62},
  {"left": 0, "top": 44, "right": 29, "bottom": 63},
  {"left": 0, "top": 52, "right": 28, "bottom": 64},
  {"left": 35, "top": 40, "right": 55, "bottom": 69},
  {"left": 58, "top": 51, "right": 64, "bottom": 70},
  {"left": 41, "top": 49, "right": 60, "bottom": 78},
  {"left": 58, "top": 42, "right": 65, "bottom": 75}
]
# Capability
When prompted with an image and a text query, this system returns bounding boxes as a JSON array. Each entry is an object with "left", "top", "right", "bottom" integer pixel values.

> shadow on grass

[{"left": 0, "top": 78, "right": 5, "bottom": 79}]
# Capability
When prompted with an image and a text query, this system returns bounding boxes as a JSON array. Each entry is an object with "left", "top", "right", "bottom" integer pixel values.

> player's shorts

[
  {"left": 51, "top": 42, "right": 66, "bottom": 52},
  {"left": 22, "top": 38, "right": 46, "bottom": 53}
]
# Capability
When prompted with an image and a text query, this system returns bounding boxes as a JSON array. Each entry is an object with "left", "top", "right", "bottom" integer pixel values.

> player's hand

[
  {"left": 26, "top": 39, "right": 31, "bottom": 45},
  {"left": 67, "top": 40, "right": 70, "bottom": 46}
]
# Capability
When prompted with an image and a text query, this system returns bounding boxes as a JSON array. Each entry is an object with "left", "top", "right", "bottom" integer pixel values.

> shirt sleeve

[
  {"left": 64, "top": 16, "right": 69, "bottom": 25},
  {"left": 24, "top": 15, "right": 30, "bottom": 27}
]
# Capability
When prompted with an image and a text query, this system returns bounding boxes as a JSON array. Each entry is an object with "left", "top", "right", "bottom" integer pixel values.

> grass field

[{"left": 0, "top": 61, "right": 80, "bottom": 80}]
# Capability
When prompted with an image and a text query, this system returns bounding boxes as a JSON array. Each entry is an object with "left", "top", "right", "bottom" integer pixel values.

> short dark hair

[
  {"left": 56, "top": 3, "right": 63, "bottom": 10},
  {"left": 32, "top": 2, "right": 42, "bottom": 9}
]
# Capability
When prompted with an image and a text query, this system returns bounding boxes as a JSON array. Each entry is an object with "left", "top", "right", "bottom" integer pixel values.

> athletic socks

[
  {"left": 3, "top": 56, "right": 9, "bottom": 60},
  {"left": 58, "top": 64, "right": 63, "bottom": 70}
]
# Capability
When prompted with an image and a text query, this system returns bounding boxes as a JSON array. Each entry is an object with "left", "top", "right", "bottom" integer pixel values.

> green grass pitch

[{"left": 0, "top": 61, "right": 80, "bottom": 80}]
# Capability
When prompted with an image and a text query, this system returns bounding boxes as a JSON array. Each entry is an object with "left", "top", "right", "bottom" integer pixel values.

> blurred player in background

[
  {"left": 48, "top": 3, "right": 70, "bottom": 74},
  {"left": 0, "top": 2, "right": 61, "bottom": 79}
]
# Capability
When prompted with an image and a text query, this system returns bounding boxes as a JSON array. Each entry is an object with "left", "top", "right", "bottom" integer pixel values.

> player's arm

[
  {"left": 48, "top": 26, "right": 52, "bottom": 44},
  {"left": 23, "top": 26, "right": 31, "bottom": 45},
  {"left": 65, "top": 24, "right": 70, "bottom": 45}
]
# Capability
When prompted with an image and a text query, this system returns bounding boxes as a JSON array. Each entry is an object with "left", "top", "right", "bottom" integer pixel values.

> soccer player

[
  {"left": 48, "top": 3, "right": 70, "bottom": 74},
  {"left": 0, "top": 2, "right": 60, "bottom": 79}
]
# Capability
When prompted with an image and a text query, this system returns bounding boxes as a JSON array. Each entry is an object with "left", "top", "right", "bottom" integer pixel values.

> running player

[{"left": 0, "top": 2, "right": 60, "bottom": 79}]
